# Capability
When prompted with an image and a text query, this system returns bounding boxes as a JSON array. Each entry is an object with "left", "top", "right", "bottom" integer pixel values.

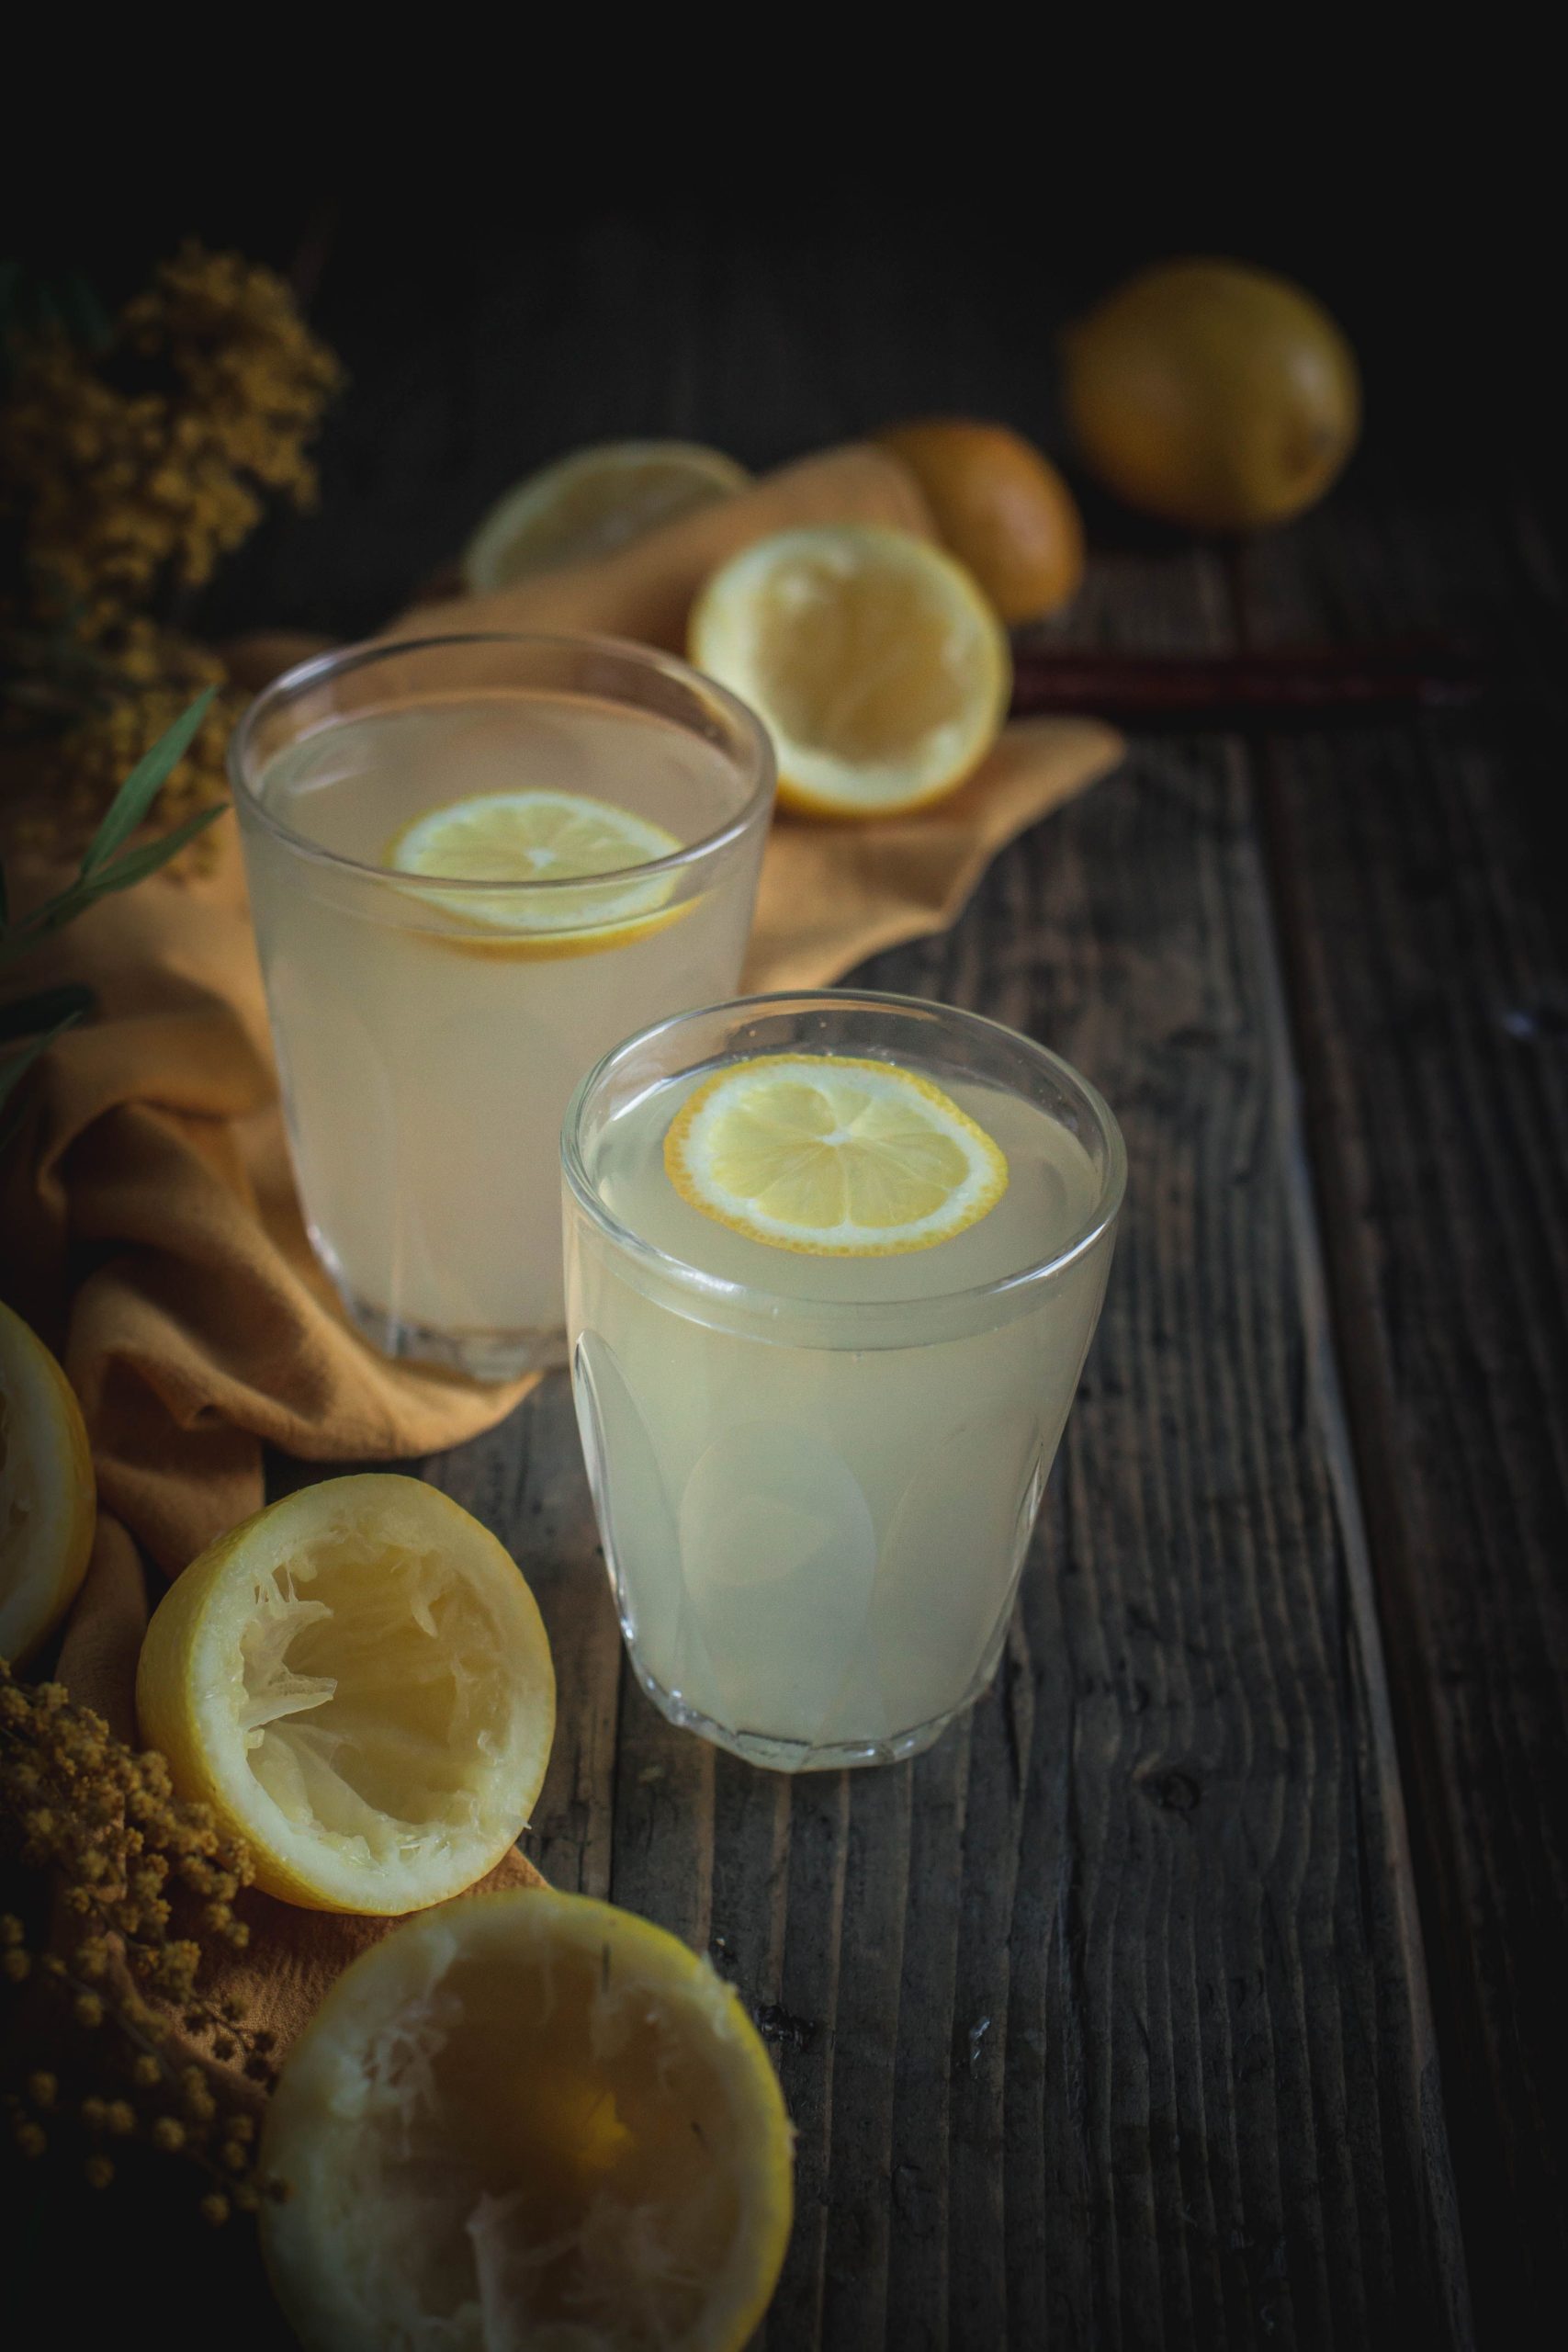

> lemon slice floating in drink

[
  {"left": 386, "top": 789, "right": 685, "bottom": 956},
  {"left": 664, "top": 1054, "right": 1010, "bottom": 1256},
  {"left": 259, "top": 1885, "right": 793, "bottom": 2352},
  {"left": 0, "top": 1300, "right": 96, "bottom": 1665},
  {"left": 135, "top": 1475, "right": 555, "bottom": 1914},
  {"left": 689, "top": 523, "right": 1010, "bottom": 819}
]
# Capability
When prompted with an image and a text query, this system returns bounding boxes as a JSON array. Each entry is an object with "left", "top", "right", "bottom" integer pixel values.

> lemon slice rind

[
  {"left": 664, "top": 1054, "right": 1010, "bottom": 1257},
  {"left": 386, "top": 788, "right": 685, "bottom": 957}
]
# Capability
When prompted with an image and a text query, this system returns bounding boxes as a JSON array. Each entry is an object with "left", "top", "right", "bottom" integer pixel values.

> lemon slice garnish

[
  {"left": 461, "top": 439, "right": 750, "bottom": 590},
  {"left": 664, "top": 1054, "right": 1010, "bottom": 1257},
  {"left": 386, "top": 789, "right": 684, "bottom": 956},
  {"left": 688, "top": 523, "right": 1011, "bottom": 819},
  {"left": 259, "top": 1886, "right": 793, "bottom": 2352},
  {"left": 0, "top": 1300, "right": 96, "bottom": 1665},
  {"left": 135, "top": 1475, "right": 555, "bottom": 1915}
]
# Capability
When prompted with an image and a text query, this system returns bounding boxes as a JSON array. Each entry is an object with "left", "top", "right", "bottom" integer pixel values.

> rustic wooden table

[{"left": 221, "top": 209, "right": 1564, "bottom": 2349}]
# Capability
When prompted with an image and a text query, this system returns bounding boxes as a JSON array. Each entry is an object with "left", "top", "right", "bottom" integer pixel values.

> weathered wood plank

[
  {"left": 1234, "top": 492, "right": 1568, "bottom": 2345},
  {"left": 239, "top": 217, "right": 1483, "bottom": 2347}
]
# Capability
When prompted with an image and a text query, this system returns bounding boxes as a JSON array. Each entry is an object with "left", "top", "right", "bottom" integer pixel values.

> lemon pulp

[
  {"left": 135, "top": 1476, "right": 554, "bottom": 1913},
  {"left": 663, "top": 1054, "right": 1009, "bottom": 1256},
  {"left": 260, "top": 1889, "right": 793, "bottom": 2352},
  {"left": 689, "top": 524, "right": 1010, "bottom": 818}
]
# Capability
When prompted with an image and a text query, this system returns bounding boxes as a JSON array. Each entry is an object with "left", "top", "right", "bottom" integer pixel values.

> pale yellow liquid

[
  {"left": 243, "top": 695, "right": 763, "bottom": 1352},
  {"left": 567, "top": 1061, "right": 1114, "bottom": 1763}
]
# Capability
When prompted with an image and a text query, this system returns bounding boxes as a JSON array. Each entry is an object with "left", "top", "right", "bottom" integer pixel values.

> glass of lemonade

[
  {"left": 231, "top": 634, "right": 773, "bottom": 1378},
  {"left": 562, "top": 990, "right": 1125, "bottom": 1771}
]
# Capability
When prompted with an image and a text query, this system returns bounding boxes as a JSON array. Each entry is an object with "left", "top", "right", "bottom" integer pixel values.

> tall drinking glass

[
  {"left": 563, "top": 991, "right": 1125, "bottom": 1770},
  {"left": 232, "top": 634, "right": 773, "bottom": 1378}
]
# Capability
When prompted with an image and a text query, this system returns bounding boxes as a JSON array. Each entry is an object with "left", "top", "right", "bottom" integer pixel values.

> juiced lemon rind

[
  {"left": 135, "top": 1475, "right": 555, "bottom": 1915},
  {"left": 0, "top": 1300, "right": 96, "bottom": 1665},
  {"left": 259, "top": 1886, "right": 794, "bottom": 2352},
  {"left": 462, "top": 440, "right": 751, "bottom": 592},
  {"left": 688, "top": 524, "right": 1010, "bottom": 820}
]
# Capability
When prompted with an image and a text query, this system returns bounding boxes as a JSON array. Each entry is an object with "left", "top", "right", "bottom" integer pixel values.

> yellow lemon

[
  {"left": 386, "top": 789, "right": 684, "bottom": 956},
  {"left": 462, "top": 441, "right": 750, "bottom": 591},
  {"left": 0, "top": 1299, "right": 95, "bottom": 1664},
  {"left": 664, "top": 1053, "right": 1009, "bottom": 1256},
  {"left": 1063, "top": 257, "right": 1361, "bottom": 532},
  {"left": 874, "top": 417, "right": 1085, "bottom": 622},
  {"left": 135, "top": 1476, "right": 554, "bottom": 1914},
  {"left": 259, "top": 1885, "right": 794, "bottom": 2352},
  {"left": 688, "top": 524, "right": 1010, "bottom": 820}
]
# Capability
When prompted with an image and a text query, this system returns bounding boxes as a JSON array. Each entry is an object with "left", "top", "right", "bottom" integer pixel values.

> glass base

[
  {"left": 626, "top": 1653, "right": 961, "bottom": 1773},
  {"left": 335, "top": 1281, "right": 567, "bottom": 1381}
]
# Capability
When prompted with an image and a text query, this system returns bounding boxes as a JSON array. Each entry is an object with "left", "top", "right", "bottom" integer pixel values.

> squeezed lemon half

[
  {"left": 688, "top": 523, "right": 1010, "bottom": 819},
  {"left": 462, "top": 440, "right": 750, "bottom": 591},
  {"left": 260, "top": 1887, "right": 794, "bottom": 2352},
  {"left": 664, "top": 1054, "right": 1009, "bottom": 1256},
  {"left": 0, "top": 1300, "right": 96, "bottom": 1664},
  {"left": 386, "top": 789, "right": 684, "bottom": 956},
  {"left": 135, "top": 1476, "right": 554, "bottom": 1914}
]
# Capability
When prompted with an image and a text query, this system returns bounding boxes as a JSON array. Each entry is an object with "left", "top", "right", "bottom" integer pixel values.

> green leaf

[
  {"left": 0, "top": 801, "right": 228, "bottom": 973},
  {"left": 0, "top": 982, "right": 96, "bottom": 1045},
  {"left": 80, "top": 687, "right": 218, "bottom": 876},
  {"left": 0, "top": 1005, "right": 84, "bottom": 1143},
  {"left": 79, "top": 799, "right": 228, "bottom": 900}
]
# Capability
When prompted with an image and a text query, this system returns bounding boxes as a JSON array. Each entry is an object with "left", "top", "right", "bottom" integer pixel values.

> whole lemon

[
  {"left": 1062, "top": 259, "right": 1360, "bottom": 532},
  {"left": 874, "top": 417, "right": 1085, "bottom": 622}
]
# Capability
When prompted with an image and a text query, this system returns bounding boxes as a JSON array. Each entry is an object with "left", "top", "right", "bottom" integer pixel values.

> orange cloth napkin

[{"left": 1, "top": 442, "right": 1119, "bottom": 2072}]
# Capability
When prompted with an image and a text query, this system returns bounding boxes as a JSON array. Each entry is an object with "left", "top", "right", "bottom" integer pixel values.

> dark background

[{"left": 16, "top": 76, "right": 1557, "bottom": 644}]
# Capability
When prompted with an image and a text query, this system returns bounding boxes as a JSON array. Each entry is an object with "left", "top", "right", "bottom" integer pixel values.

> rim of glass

[
  {"left": 228, "top": 630, "right": 776, "bottom": 895},
  {"left": 562, "top": 989, "right": 1128, "bottom": 1319}
]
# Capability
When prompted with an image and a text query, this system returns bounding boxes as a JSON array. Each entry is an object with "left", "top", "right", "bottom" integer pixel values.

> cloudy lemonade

[
  {"left": 564, "top": 1001, "right": 1122, "bottom": 1770},
  {"left": 236, "top": 641, "right": 770, "bottom": 1375}
]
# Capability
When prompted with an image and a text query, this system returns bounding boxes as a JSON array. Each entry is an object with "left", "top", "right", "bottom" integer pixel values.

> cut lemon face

[
  {"left": 665, "top": 1054, "right": 1009, "bottom": 1256},
  {"left": 135, "top": 1476, "right": 555, "bottom": 1914},
  {"left": 688, "top": 524, "right": 1011, "bottom": 820},
  {"left": 386, "top": 789, "right": 684, "bottom": 955},
  {"left": 462, "top": 440, "right": 751, "bottom": 592},
  {"left": 260, "top": 1886, "right": 793, "bottom": 2352},
  {"left": 0, "top": 1300, "right": 96, "bottom": 1665}
]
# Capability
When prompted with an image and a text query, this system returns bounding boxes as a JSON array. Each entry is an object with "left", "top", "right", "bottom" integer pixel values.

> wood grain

[
  {"left": 383, "top": 571, "right": 1472, "bottom": 2342},
  {"left": 216, "top": 211, "right": 1523, "bottom": 2346},
  {"left": 1234, "top": 494, "right": 1568, "bottom": 2346}
]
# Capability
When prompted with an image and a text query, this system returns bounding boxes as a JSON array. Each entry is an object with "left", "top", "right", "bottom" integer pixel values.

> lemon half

[
  {"left": 135, "top": 1476, "right": 555, "bottom": 1914},
  {"left": 689, "top": 524, "right": 1010, "bottom": 820},
  {"left": 260, "top": 1887, "right": 794, "bottom": 2352},
  {"left": 0, "top": 1300, "right": 96, "bottom": 1664},
  {"left": 462, "top": 441, "right": 751, "bottom": 592},
  {"left": 664, "top": 1054, "right": 1009, "bottom": 1256},
  {"left": 386, "top": 789, "right": 684, "bottom": 956}
]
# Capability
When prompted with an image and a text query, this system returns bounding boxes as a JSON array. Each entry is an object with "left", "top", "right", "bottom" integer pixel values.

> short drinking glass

[
  {"left": 231, "top": 633, "right": 773, "bottom": 1378},
  {"left": 562, "top": 990, "right": 1125, "bottom": 1770}
]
